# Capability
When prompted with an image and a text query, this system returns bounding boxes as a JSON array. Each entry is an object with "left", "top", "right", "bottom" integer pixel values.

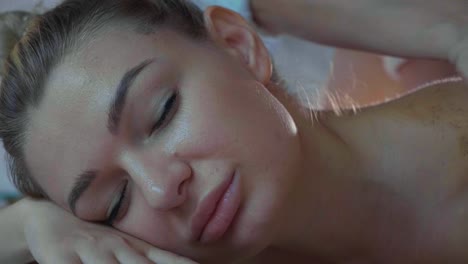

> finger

[
  {"left": 39, "top": 252, "right": 82, "bottom": 264},
  {"left": 77, "top": 248, "right": 119, "bottom": 264},
  {"left": 75, "top": 238, "right": 119, "bottom": 264},
  {"left": 79, "top": 251, "right": 119, "bottom": 264},
  {"left": 75, "top": 233, "right": 153, "bottom": 264},
  {"left": 122, "top": 235, "right": 197, "bottom": 264},
  {"left": 113, "top": 240, "right": 154, "bottom": 264},
  {"left": 146, "top": 249, "right": 198, "bottom": 264}
]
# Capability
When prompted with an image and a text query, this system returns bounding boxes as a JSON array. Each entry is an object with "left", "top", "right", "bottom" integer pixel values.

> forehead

[{"left": 24, "top": 29, "right": 187, "bottom": 206}]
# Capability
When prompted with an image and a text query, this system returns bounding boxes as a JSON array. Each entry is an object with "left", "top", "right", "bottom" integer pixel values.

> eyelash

[
  {"left": 106, "top": 180, "right": 129, "bottom": 226},
  {"left": 150, "top": 91, "right": 179, "bottom": 135}
]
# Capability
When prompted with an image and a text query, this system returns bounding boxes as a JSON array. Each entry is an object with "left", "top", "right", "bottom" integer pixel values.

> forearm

[
  {"left": 250, "top": 0, "right": 319, "bottom": 40},
  {"left": 250, "top": 0, "right": 461, "bottom": 61},
  {"left": 250, "top": 0, "right": 356, "bottom": 51},
  {"left": 0, "top": 199, "right": 34, "bottom": 263}
]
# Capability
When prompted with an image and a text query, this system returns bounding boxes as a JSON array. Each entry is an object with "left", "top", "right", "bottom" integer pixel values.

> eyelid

[
  {"left": 115, "top": 182, "right": 131, "bottom": 224},
  {"left": 149, "top": 90, "right": 179, "bottom": 135},
  {"left": 106, "top": 180, "right": 129, "bottom": 220}
]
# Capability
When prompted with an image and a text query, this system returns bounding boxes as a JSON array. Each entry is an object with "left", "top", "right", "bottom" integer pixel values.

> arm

[
  {"left": 249, "top": 0, "right": 466, "bottom": 65},
  {"left": 0, "top": 199, "right": 33, "bottom": 263},
  {"left": 1, "top": 198, "right": 198, "bottom": 264}
]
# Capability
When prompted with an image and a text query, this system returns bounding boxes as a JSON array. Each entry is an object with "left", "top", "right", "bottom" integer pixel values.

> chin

[
  {"left": 193, "top": 167, "right": 295, "bottom": 263},
  {"left": 226, "top": 189, "right": 287, "bottom": 262}
]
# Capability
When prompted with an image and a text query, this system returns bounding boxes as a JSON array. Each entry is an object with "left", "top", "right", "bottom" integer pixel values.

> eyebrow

[
  {"left": 107, "top": 58, "right": 155, "bottom": 134},
  {"left": 68, "top": 58, "right": 154, "bottom": 215}
]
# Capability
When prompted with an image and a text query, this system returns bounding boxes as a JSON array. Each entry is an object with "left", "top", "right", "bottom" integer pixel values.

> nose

[{"left": 120, "top": 150, "right": 192, "bottom": 210}]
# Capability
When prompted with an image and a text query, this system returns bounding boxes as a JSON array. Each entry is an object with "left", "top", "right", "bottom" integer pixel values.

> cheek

[
  {"left": 160, "top": 87, "right": 249, "bottom": 158},
  {"left": 160, "top": 109, "right": 232, "bottom": 159},
  {"left": 168, "top": 77, "right": 299, "bottom": 163}
]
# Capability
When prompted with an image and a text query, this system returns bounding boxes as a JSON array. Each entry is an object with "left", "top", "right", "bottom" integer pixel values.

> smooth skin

[{"left": 2, "top": 1, "right": 468, "bottom": 263}]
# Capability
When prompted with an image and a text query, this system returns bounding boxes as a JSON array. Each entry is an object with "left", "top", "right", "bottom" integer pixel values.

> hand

[
  {"left": 21, "top": 199, "right": 197, "bottom": 264},
  {"left": 250, "top": 0, "right": 468, "bottom": 62}
]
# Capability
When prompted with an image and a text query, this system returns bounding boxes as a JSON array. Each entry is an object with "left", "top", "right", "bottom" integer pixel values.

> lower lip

[{"left": 200, "top": 170, "right": 241, "bottom": 243}]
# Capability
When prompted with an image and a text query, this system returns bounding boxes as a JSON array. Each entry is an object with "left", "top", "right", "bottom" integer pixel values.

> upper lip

[{"left": 189, "top": 171, "right": 235, "bottom": 242}]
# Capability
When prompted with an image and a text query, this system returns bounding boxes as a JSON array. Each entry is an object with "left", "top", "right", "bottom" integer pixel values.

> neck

[{"left": 266, "top": 84, "right": 393, "bottom": 262}]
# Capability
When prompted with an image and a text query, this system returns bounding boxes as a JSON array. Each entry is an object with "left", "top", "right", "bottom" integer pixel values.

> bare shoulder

[
  {"left": 328, "top": 78, "right": 468, "bottom": 136},
  {"left": 383, "top": 77, "right": 467, "bottom": 112},
  {"left": 325, "top": 79, "right": 468, "bottom": 260},
  {"left": 325, "top": 77, "right": 468, "bottom": 197}
]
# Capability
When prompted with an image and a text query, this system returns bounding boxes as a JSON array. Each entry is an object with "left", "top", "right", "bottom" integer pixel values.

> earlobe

[{"left": 204, "top": 6, "right": 272, "bottom": 84}]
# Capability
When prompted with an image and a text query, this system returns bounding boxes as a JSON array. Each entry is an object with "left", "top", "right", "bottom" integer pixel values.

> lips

[{"left": 190, "top": 170, "right": 241, "bottom": 243}]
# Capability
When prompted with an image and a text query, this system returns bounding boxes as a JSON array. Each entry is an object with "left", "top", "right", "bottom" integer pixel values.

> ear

[{"left": 204, "top": 6, "right": 273, "bottom": 85}]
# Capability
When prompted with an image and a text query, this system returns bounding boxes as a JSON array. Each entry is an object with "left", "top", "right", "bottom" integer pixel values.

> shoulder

[
  {"left": 377, "top": 77, "right": 468, "bottom": 112},
  {"left": 324, "top": 78, "right": 468, "bottom": 260},
  {"left": 324, "top": 77, "right": 468, "bottom": 197},
  {"left": 324, "top": 76, "right": 468, "bottom": 179},
  {"left": 335, "top": 77, "right": 468, "bottom": 127}
]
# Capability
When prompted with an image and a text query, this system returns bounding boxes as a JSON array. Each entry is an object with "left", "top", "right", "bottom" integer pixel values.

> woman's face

[{"left": 24, "top": 8, "right": 304, "bottom": 262}]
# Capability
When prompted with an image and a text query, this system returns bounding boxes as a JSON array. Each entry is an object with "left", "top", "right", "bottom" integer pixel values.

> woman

[{"left": 1, "top": 0, "right": 468, "bottom": 263}]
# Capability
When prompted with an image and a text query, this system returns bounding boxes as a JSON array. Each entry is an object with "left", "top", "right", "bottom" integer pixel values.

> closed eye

[
  {"left": 105, "top": 179, "right": 129, "bottom": 226},
  {"left": 150, "top": 91, "right": 179, "bottom": 135}
]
